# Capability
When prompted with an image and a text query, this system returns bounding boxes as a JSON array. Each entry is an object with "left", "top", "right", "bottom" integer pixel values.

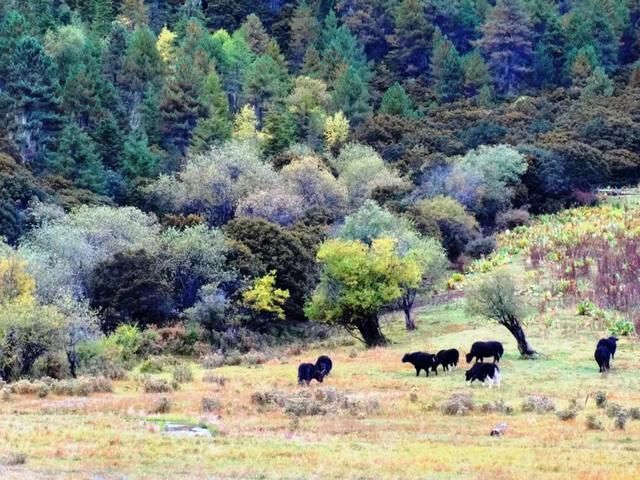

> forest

[{"left": 1, "top": 0, "right": 640, "bottom": 380}]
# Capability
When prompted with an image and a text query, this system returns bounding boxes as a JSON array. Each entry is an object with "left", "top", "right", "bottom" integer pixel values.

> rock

[{"left": 162, "top": 423, "right": 213, "bottom": 438}]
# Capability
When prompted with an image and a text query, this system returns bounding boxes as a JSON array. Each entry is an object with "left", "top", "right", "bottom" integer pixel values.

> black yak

[
  {"left": 465, "top": 363, "right": 501, "bottom": 387},
  {"left": 298, "top": 363, "right": 325, "bottom": 385},
  {"left": 596, "top": 337, "right": 618, "bottom": 360},
  {"left": 402, "top": 352, "right": 438, "bottom": 377},
  {"left": 594, "top": 346, "right": 611, "bottom": 373},
  {"left": 466, "top": 341, "right": 504, "bottom": 364},
  {"left": 315, "top": 355, "right": 333, "bottom": 376},
  {"left": 436, "top": 349, "right": 459, "bottom": 371}
]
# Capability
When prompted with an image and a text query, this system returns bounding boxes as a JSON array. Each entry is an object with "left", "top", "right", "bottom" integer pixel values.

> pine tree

[
  {"left": 191, "top": 70, "right": 232, "bottom": 152},
  {"left": 52, "top": 123, "right": 107, "bottom": 194},
  {"left": 94, "top": 115, "right": 125, "bottom": 170},
  {"left": 159, "top": 58, "right": 207, "bottom": 155},
  {"left": 337, "top": 0, "right": 394, "bottom": 60},
  {"left": 242, "top": 14, "right": 270, "bottom": 56},
  {"left": 289, "top": 1, "right": 320, "bottom": 70},
  {"left": 243, "top": 55, "right": 291, "bottom": 126},
  {"left": 582, "top": 67, "right": 614, "bottom": 98},
  {"left": 431, "top": 29, "right": 464, "bottom": 103},
  {"left": 331, "top": 66, "right": 372, "bottom": 125},
  {"left": 301, "top": 46, "right": 323, "bottom": 78},
  {"left": 92, "top": 0, "right": 115, "bottom": 37},
  {"left": 388, "top": 0, "right": 434, "bottom": 76},
  {"left": 379, "top": 83, "right": 415, "bottom": 117},
  {"left": 263, "top": 107, "right": 299, "bottom": 156},
  {"left": 322, "top": 22, "right": 371, "bottom": 83},
  {"left": 477, "top": 0, "right": 534, "bottom": 95},
  {"left": 462, "top": 50, "right": 491, "bottom": 97},
  {"left": 120, "top": 0, "right": 149, "bottom": 29},
  {"left": 3, "top": 36, "right": 63, "bottom": 167},
  {"left": 121, "top": 130, "right": 160, "bottom": 180}
]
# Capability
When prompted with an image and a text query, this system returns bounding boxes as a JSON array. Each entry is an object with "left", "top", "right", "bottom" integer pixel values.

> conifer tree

[
  {"left": 431, "top": 29, "right": 464, "bottom": 103},
  {"left": 477, "top": 0, "right": 534, "bottom": 95},
  {"left": 388, "top": 0, "right": 433, "bottom": 76},
  {"left": 242, "top": 14, "right": 270, "bottom": 56},
  {"left": 243, "top": 55, "right": 291, "bottom": 126},
  {"left": 331, "top": 66, "right": 371, "bottom": 125},
  {"left": 289, "top": 1, "right": 320, "bottom": 70},
  {"left": 462, "top": 50, "right": 491, "bottom": 97},
  {"left": 121, "top": 130, "right": 160, "bottom": 180},
  {"left": 379, "top": 83, "right": 415, "bottom": 117},
  {"left": 191, "top": 71, "right": 232, "bottom": 152}
]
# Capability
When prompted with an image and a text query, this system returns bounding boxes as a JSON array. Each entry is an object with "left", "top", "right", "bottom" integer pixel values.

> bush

[
  {"left": 606, "top": 403, "right": 625, "bottom": 418},
  {"left": 628, "top": 407, "right": 640, "bottom": 420},
  {"left": 1, "top": 452, "right": 26, "bottom": 466},
  {"left": 556, "top": 409, "right": 578, "bottom": 421},
  {"left": 201, "top": 353, "right": 225, "bottom": 369},
  {"left": 609, "top": 319, "right": 634, "bottom": 337},
  {"left": 495, "top": 209, "right": 530, "bottom": 231},
  {"left": 441, "top": 393, "right": 474, "bottom": 416},
  {"left": 143, "top": 378, "right": 174, "bottom": 393},
  {"left": 615, "top": 413, "right": 628, "bottom": 430},
  {"left": 9, "top": 377, "right": 113, "bottom": 397},
  {"left": 139, "top": 356, "right": 166, "bottom": 373},
  {"left": 465, "top": 236, "right": 496, "bottom": 259},
  {"left": 152, "top": 397, "right": 171, "bottom": 414},
  {"left": 586, "top": 414, "right": 604, "bottom": 430},
  {"left": 76, "top": 339, "right": 128, "bottom": 380},
  {"left": 521, "top": 395, "right": 555, "bottom": 413},
  {"left": 202, "top": 372, "right": 226, "bottom": 386},
  {"left": 594, "top": 391, "right": 607, "bottom": 408},
  {"left": 172, "top": 364, "right": 194, "bottom": 384},
  {"left": 481, "top": 400, "right": 513, "bottom": 414},
  {"left": 105, "top": 324, "right": 143, "bottom": 365},
  {"left": 201, "top": 396, "right": 221, "bottom": 412}
]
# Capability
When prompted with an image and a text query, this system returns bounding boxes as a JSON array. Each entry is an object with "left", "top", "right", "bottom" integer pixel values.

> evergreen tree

[
  {"left": 289, "top": 1, "right": 321, "bottom": 70},
  {"left": 379, "top": 83, "right": 416, "bottom": 117},
  {"left": 121, "top": 131, "right": 160, "bottom": 180},
  {"left": 94, "top": 115, "right": 125, "bottom": 170},
  {"left": 431, "top": 29, "right": 464, "bottom": 103},
  {"left": 477, "top": 0, "right": 534, "bottom": 95},
  {"left": 242, "top": 13, "right": 270, "bottom": 56},
  {"left": 218, "top": 30, "right": 254, "bottom": 112},
  {"left": 301, "top": 46, "right": 324, "bottom": 78},
  {"left": 2, "top": 36, "right": 63, "bottom": 167},
  {"left": 191, "top": 70, "right": 232, "bottom": 152},
  {"left": 92, "top": 0, "right": 115, "bottom": 37},
  {"left": 426, "top": 0, "right": 483, "bottom": 54},
  {"left": 52, "top": 123, "right": 107, "bottom": 194},
  {"left": 263, "top": 107, "right": 299, "bottom": 156},
  {"left": 331, "top": 66, "right": 371, "bottom": 125},
  {"left": 388, "top": 0, "right": 434, "bottom": 76},
  {"left": 159, "top": 58, "right": 207, "bottom": 155},
  {"left": 462, "top": 50, "right": 491, "bottom": 97},
  {"left": 322, "top": 21, "right": 371, "bottom": 82},
  {"left": 120, "top": 0, "right": 149, "bottom": 29},
  {"left": 243, "top": 55, "right": 291, "bottom": 126},
  {"left": 336, "top": 0, "right": 393, "bottom": 60}
]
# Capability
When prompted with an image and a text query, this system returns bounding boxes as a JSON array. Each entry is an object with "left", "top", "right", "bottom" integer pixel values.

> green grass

[{"left": 1, "top": 303, "right": 640, "bottom": 479}]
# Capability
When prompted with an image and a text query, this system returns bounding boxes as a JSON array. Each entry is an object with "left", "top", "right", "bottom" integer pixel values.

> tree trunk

[
  {"left": 502, "top": 321, "right": 537, "bottom": 357},
  {"left": 357, "top": 316, "right": 388, "bottom": 348},
  {"left": 402, "top": 290, "right": 417, "bottom": 331}
]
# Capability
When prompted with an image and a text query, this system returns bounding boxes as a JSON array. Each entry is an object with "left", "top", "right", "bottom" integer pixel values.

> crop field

[{"left": 1, "top": 301, "right": 640, "bottom": 480}]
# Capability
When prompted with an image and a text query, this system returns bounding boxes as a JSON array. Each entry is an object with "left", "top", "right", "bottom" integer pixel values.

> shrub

[
  {"left": 495, "top": 209, "right": 530, "bottom": 231},
  {"left": 241, "top": 350, "right": 269, "bottom": 366},
  {"left": 615, "top": 413, "right": 628, "bottom": 430},
  {"left": 481, "top": 400, "right": 513, "bottom": 414},
  {"left": 441, "top": 393, "right": 474, "bottom": 416},
  {"left": 143, "top": 378, "right": 174, "bottom": 394},
  {"left": 201, "top": 396, "right": 221, "bottom": 412},
  {"left": 139, "top": 356, "right": 167, "bottom": 373},
  {"left": 465, "top": 236, "right": 496, "bottom": 259},
  {"left": 609, "top": 319, "right": 634, "bottom": 337},
  {"left": 594, "top": 391, "right": 607, "bottom": 408},
  {"left": 556, "top": 409, "right": 578, "bottom": 421},
  {"left": 1, "top": 388, "right": 11, "bottom": 401},
  {"left": 202, "top": 372, "right": 226, "bottom": 386},
  {"left": 152, "top": 397, "right": 171, "bottom": 414},
  {"left": 521, "top": 395, "right": 555, "bottom": 413},
  {"left": 586, "top": 414, "right": 604, "bottom": 430},
  {"left": 105, "top": 324, "right": 143, "bottom": 365},
  {"left": 201, "top": 353, "right": 225, "bottom": 369},
  {"left": 1, "top": 452, "right": 26, "bottom": 466},
  {"left": 628, "top": 407, "right": 640, "bottom": 420},
  {"left": 172, "top": 364, "right": 194, "bottom": 384},
  {"left": 606, "top": 403, "right": 625, "bottom": 418}
]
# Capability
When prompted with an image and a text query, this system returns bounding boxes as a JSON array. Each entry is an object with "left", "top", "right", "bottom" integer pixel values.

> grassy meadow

[{"left": 2, "top": 300, "right": 640, "bottom": 479}]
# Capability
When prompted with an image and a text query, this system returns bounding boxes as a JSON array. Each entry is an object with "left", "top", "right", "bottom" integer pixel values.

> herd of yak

[{"left": 297, "top": 337, "right": 620, "bottom": 387}]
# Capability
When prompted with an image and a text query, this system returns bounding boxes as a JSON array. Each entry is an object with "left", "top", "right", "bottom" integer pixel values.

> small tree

[
  {"left": 243, "top": 271, "right": 290, "bottom": 322},
  {"left": 306, "top": 238, "right": 420, "bottom": 347},
  {"left": 466, "top": 272, "right": 537, "bottom": 357}
]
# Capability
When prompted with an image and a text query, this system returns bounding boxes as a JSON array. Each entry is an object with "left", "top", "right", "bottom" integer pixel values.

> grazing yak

[
  {"left": 402, "top": 352, "right": 439, "bottom": 377},
  {"left": 315, "top": 355, "right": 333, "bottom": 376},
  {"left": 298, "top": 363, "right": 325, "bottom": 385},
  {"left": 436, "top": 349, "right": 460, "bottom": 371},
  {"left": 466, "top": 363, "right": 501, "bottom": 387},
  {"left": 596, "top": 337, "right": 618, "bottom": 360},
  {"left": 466, "top": 341, "right": 504, "bottom": 364},
  {"left": 594, "top": 346, "right": 611, "bottom": 373}
]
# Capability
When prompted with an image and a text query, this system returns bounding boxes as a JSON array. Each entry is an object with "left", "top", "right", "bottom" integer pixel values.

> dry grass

[{"left": 1, "top": 303, "right": 640, "bottom": 479}]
